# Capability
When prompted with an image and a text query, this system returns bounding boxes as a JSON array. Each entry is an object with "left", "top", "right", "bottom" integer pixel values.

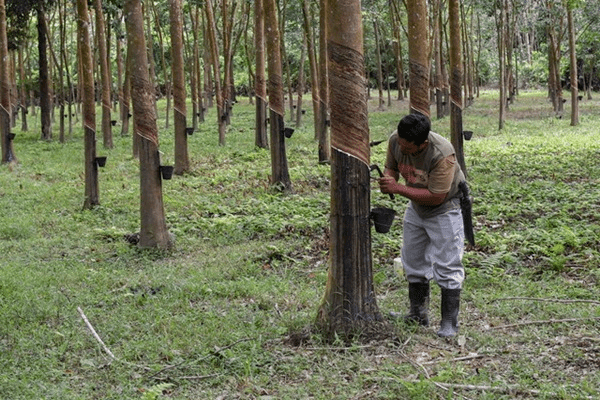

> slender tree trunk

[
  {"left": 586, "top": 65, "right": 592, "bottom": 100},
  {"left": 124, "top": 0, "right": 173, "bottom": 250},
  {"left": 122, "top": 39, "right": 132, "bottom": 138},
  {"left": 9, "top": 51, "right": 16, "bottom": 129},
  {"left": 567, "top": 5, "right": 578, "bottom": 126},
  {"left": 77, "top": 0, "right": 99, "bottom": 209},
  {"left": 116, "top": 27, "right": 125, "bottom": 132},
  {"left": 18, "top": 47, "right": 27, "bottom": 132},
  {"left": 190, "top": 6, "right": 200, "bottom": 130},
  {"left": 433, "top": 0, "right": 443, "bottom": 119},
  {"left": 390, "top": 0, "right": 405, "bottom": 101},
  {"left": 57, "top": 13, "right": 65, "bottom": 143},
  {"left": 301, "top": 0, "right": 320, "bottom": 144},
  {"left": 170, "top": 0, "right": 189, "bottom": 174},
  {"left": 441, "top": 23, "right": 450, "bottom": 116},
  {"left": 264, "top": 0, "right": 291, "bottom": 191},
  {"left": 296, "top": 34, "right": 307, "bottom": 127},
  {"left": 317, "top": 0, "right": 382, "bottom": 339},
  {"left": 58, "top": 0, "right": 69, "bottom": 139},
  {"left": 497, "top": 0, "right": 506, "bottom": 130},
  {"left": 38, "top": 5, "right": 52, "bottom": 140},
  {"left": 194, "top": 7, "right": 205, "bottom": 123},
  {"left": 221, "top": 0, "right": 233, "bottom": 124},
  {"left": 204, "top": 0, "right": 227, "bottom": 146},
  {"left": 60, "top": 0, "right": 75, "bottom": 137},
  {"left": 151, "top": 2, "right": 170, "bottom": 129},
  {"left": 449, "top": 0, "right": 466, "bottom": 175},
  {"left": 279, "top": 0, "right": 294, "bottom": 122},
  {"left": 317, "top": 0, "right": 330, "bottom": 163},
  {"left": 0, "top": 0, "right": 15, "bottom": 164},
  {"left": 94, "top": 0, "right": 113, "bottom": 149},
  {"left": 373, "top": 19, "right": 385, "bottom": 111},
  {"left": 203, "top": 25, "right": 213, "bottom": 109},
  {"left": 407, "top": 0, "right": 430, "bottom": 116},
  {"left": 254, "top": 0, "right": 268, "bottom": 149}
]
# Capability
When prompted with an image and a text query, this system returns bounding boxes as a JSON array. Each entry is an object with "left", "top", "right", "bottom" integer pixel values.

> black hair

[{"left": 397, "top": 113, "right": 431, "bottom": 145}]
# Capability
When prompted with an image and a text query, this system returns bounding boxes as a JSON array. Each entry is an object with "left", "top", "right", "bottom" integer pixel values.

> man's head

[{"left": 397, "top": 113, "right": 430, "bottom": 155}]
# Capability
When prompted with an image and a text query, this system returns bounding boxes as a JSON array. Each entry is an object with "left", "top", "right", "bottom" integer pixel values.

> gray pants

[{"left": 401, "top": 204, "right": 465, "bottom": 290}]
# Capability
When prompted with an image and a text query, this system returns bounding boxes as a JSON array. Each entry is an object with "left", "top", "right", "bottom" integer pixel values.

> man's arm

[{"left": 380, "top": 167, "right": 447, "bottom": 206}]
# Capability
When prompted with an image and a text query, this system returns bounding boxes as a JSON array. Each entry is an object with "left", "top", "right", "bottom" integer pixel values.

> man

[{"left": 378, "top": 113, "right": 465, "bottom": 337}]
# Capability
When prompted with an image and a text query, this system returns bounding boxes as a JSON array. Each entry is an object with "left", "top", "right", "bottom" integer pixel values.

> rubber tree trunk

[
  {"left": 317, "top": 0, "right": 330, "bottom": 164},
  {"left": 124, "top": 0, "right": 172, "bottom": 250},
  {"left": 567, "top": 5, "right": 578, "bottom": 126},
  {"left": 170, "top": 0, "right": 189, "bottom": 174},
  {"left": 190, "top": 6, "right": 200, "bottom": 130},
  {"left": 301, "top": 0, "right": 320, "bottom": 144},
  {"left": 204, "top": 0, "right": 227, "bottom": 146},
  {"left": 449, "top": 0, "right": 466, "bottom": 176},
  {"left": 0, "top": 0, "right": 15, "bottom": 164},
  {"left": 373, "top": 19, "right": 385, "bottom": 111},
  {"left": 497, "top": 0, "right": 506, "bottom": 130},
  {"left": 407, "top": 0, "right": 430, "bottom": 117},
  {"left": 38, "top": 5, "right": 52, "bottom": 140},
  {"left": 264, "top": 0, "right": 292, "bottom": 192},
  {"left": 317, "top": 0, "right": 382, "bottom": 339},
  {"left": 254, "top": 0, "right": 268, "bottom": 149},
  {"left": 193, "top": 8, "right": 205, "bottom": 123},
  {"left": 221, "top": 0, "right": 233, "bottom": 125},
  {"left": 433, "top": 0, "right": 444, "bottom": 119},
  {"left": 77, "top": 0, "right": 99, "bottom": 209},
  {"left": 94, "top": 0, "right": 113, "bottom": 149},
  {"left": 295, "top": 35, "right": 307, "bottom": 127},
  {"left": 18, "top": 47, "right": 27, "bottom": 132}
]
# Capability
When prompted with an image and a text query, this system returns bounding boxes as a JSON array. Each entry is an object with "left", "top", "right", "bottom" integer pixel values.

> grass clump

[{"left": 0, "top": 90, "right": 599, "bottom": 399}]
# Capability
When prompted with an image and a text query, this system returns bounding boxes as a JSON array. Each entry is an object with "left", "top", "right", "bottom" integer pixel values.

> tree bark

[
  {"left": 204, "top": 0, "right": 227, "bottom": 146},
  {"left": 373, "top": 19, "right": 385, "bottom": 111},
  {"left": 37, "top": 5, "right": 52, "bottom": 140},
  {"left": 0, "top": 0, "right": 15, "bottom": 164},
  {"left": 317, "top": 0, "right": 330, "bottom": 164},
  {"left": 18, "top": 47, "right": 27, "bottom": 132},
  {"left": 151, "top": 2, "right": 169, "bottom": 129},
  {"left": 94, "top": 0, "right": 113, "bottom": 149},
  {"left": 390, "top": 0, "right": 405, "bottom": 101},
  {"left": 301, "top": 0, "right": 320, "bottom": 145},
  {"left": 295, "top": 34, "right": 307, "bottom": 127},
  {"left": 170, "top": 0, "right": 189, "bottom": 174},
  {"left": 496, "top": 0, "right": 506, "bottom": 130},
  {"left": 264, "top": 0, "right": 292, "bottom": 192},
  {"left": 317, "top": 0, "right": 382, "bottom": 339},
  {"left": 254, "top": 0, "right": 268, "bottom": 149},
  {"left": 124, "top": 0, "right": 173, "bottom": 249},
  {"left": 567, "top": 5, "right": 578, "bottom": 126},
  {"left": 77, "top": 0, "right": 99, "bottom": 209},
  {"left": 449, "top": 0, "right": 466, "bottom": 176},
  {"left": 407, "top": 0, "right": 430, "bottom": 117},
  {"left": 190, "top": 6, "right": 200, "bottom": 129},
  {"left": 433, "top": 0, "right": 443, "bottom": 119}
]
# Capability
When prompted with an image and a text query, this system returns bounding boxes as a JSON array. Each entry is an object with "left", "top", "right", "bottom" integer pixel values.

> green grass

[{"left": 1, "top": 90, "right": 599, "bottom": 399}]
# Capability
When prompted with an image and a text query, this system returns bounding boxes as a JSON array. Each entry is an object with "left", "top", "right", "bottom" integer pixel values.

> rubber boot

[
  {"left": 390, "top": 282, "right": 430, "bottom": 326},
  {"left": 438, "top": 288, "right": 461, "bottom": 337}
]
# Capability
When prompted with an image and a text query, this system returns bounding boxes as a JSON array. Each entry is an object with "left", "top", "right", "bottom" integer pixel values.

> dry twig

[
  {"left": 490, "top": 297, "right": 600, "bottom": 305},
  {"left": 77, "top": 306, "right": 151, "bottom": 371},
  {"left": 488, "top": 316, "right": 600, "bottom": 330},
  {"left": 77, "top": 306, "right": 116, "bottom": 360}
]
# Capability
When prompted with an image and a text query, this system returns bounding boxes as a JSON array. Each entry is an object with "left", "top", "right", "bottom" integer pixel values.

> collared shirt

[{"left": 385, "top": 131, "right": 465, "bottom": 218}]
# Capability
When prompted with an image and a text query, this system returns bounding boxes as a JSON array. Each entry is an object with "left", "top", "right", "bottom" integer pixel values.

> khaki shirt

[{"left": 385, "top": 131, "right": 465, "bottom": 218}]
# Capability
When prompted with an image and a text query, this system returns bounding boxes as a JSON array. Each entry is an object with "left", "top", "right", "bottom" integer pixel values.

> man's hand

[
  {"left": 379, "top": 174, "right": 447, "bottom": 206},
  {"left": 379, "top": 175, "right": 402, "bottom": 195}
]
